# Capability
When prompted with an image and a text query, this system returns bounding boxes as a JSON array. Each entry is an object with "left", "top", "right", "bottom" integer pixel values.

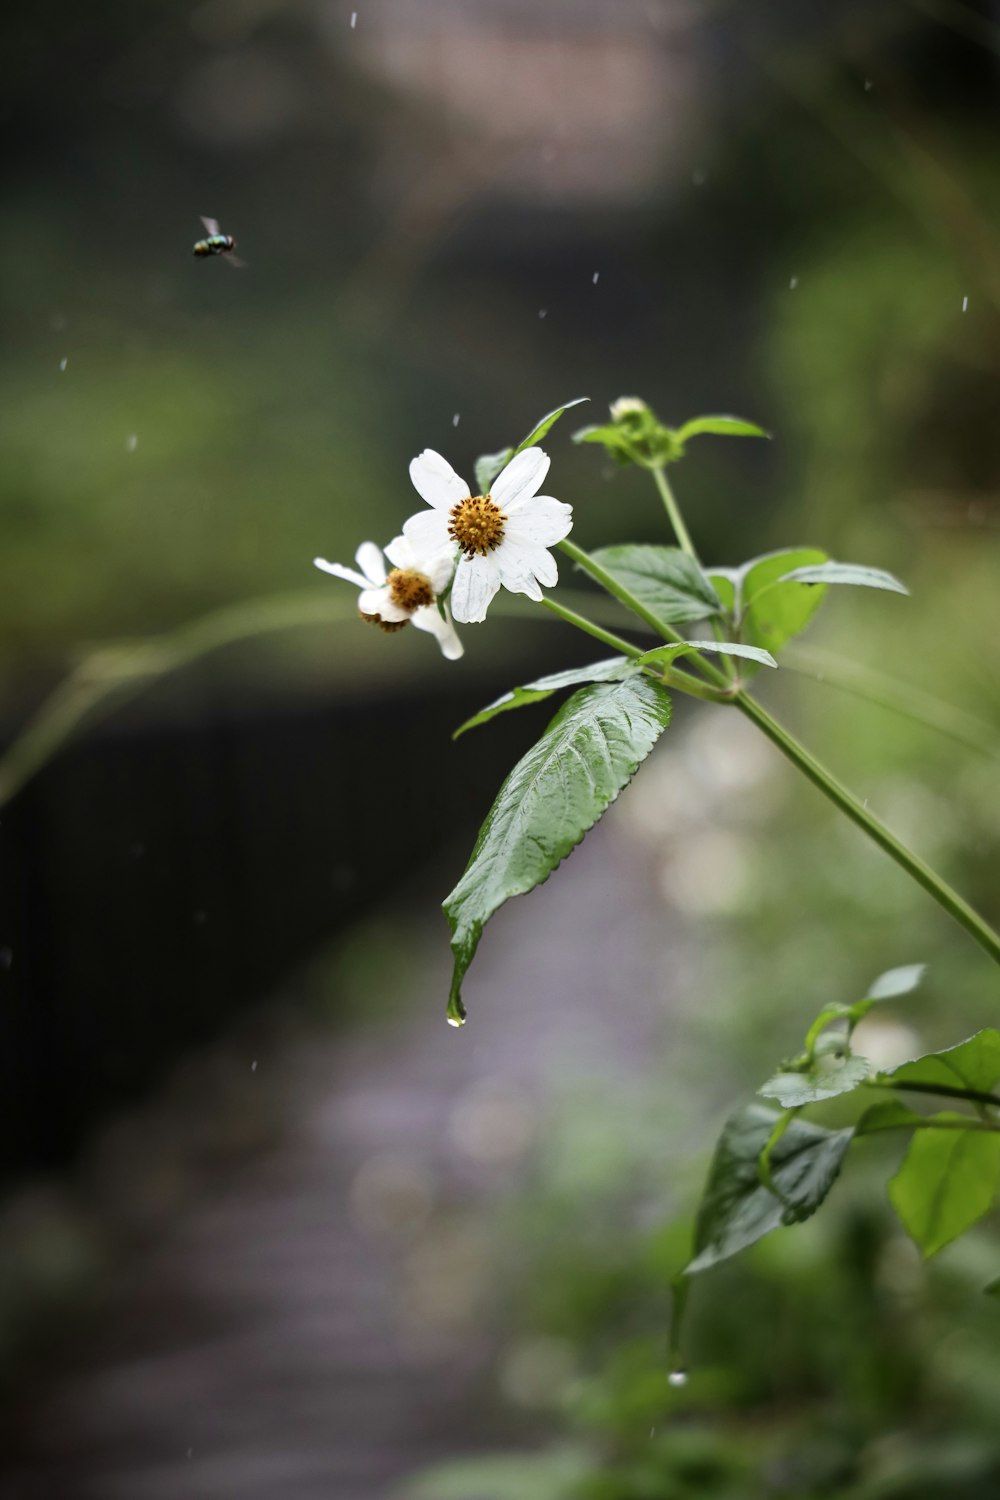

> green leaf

[
  {"left": 865, "top": 963, "right": 926, "bottom": 1000},
  {"left": 708, "top": 548, "right": 829, "bottom": 664},
  {"left": 444, "top": 677, "right": 672, "bottom": 1022},
  {"left": 640, "top": 641, "right": 777, "bottom": 671},
  {"left": 588, "top": 545, "right": 723, "bottom": 625},
  {"left": 759, "top": 1055, "right": 871, "bottom": 1108},
  {"left": 514, "top": 397, "right": 589, "bottom": 456},
  {"left": 889, "top": 1124, "right": 1000, "bottom": 1257},
  {"left": 673, "top": 414, "right": 771, "bottom": 444},
  {"left": 887, "top": 1029, "right": 1000, "bottom": 1097},
  {"left": 475, "top": 447, "right": 514, "bottom": 496},
  {"left": 686, "top": 1104, "right": 853, "bottom": 1274},
  {"left": 778, "top": 561, "right": 909, "bottom": 596},
  {"left": 453, "top": 657, "right": 641, "bottom": 738}
]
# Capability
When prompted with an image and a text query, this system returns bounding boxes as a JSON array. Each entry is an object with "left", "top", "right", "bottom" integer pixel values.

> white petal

[
  {"left": 402, "top": 508, "right": 451, "bottom": 554},
  {"left": 495, "top": 547, "right": 544, "bottom": 601},
  {"left": 411, "top": 604, "right": 464, "bottom": 659},
  {"left": 498, "top": 538, "right": 559, "bottom": 590},
  {"left": 355, "top": 541, "right": 386, "bottom": 585},
  {"left": 491, "top": 446, "right": 550, "bottom": 507},
  {"left": 504, "top": 496, "right": 573, "bottom": 546},
  {"left": 425, "top": 548, "right": 457, "bottom": 593},
  {"left": 314, "top": 558, "right": 368, "bottom": 590},
  {"left": 409, "top": 449, "right": 470, "bottom": 510},
  {"left": 358, "top": 585, "right": 408, "bottom": 622},
  {"left": 383, "top": 534, "right": 416, "bottom": 570},
  {"left": 450, "top": 554, "right": 501, "bottom": 623}
]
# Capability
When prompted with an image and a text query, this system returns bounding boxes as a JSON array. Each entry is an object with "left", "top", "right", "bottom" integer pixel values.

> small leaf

[
  {"left": 588, "top": 545, "right": 723, "bottom": 625},
  {"left": 686, "top": 1104, "right": 853, "bottom": 1274},
  {"left": 889, "top": 1124, "right": 1000, "bottom": 1257},
  {"left": 708, "top": 548, "right": 829, "bottom": 666},
  {"left": 673, "top": 414, "right": 771, "bottom": 444},
  {"left": 641, "top": 641, "right": 777, "bottom": 671},
  {"left": 759, "top": 1055, "right": 871, "bottom": 1108},
  {"left": 453, "top": 657, "right": 641, "bottom": 737},
  {"left": 886, "top": 1029, "right": 1000, "bottom": 1098},
  {"left": 514, "top": 397, "right": 589, "bottom": 456},
  {"left": 475, "top": 447, "right": 514, "bottom": 496},
  {"left": 444, "top": 677, "right": 672, "bottom": 1022},
  {"left": 865, "top": 963, "right": 926, "bottom": 1001},
  {"left": 778, "top": 561, "right": 909, "bottom": 596}
]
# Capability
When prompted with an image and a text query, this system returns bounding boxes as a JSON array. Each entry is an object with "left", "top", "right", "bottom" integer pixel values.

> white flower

[
  {"left": 402, "top": 446, "right": 572, "bottom": 624},
  {"left": 313, "top": 537, "right": 463, "bottom": 660}
]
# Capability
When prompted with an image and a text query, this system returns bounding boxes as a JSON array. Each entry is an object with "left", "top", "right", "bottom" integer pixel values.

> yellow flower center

[
  {"left": 387, "top": 568, "right": 435, "bottom": 612},
  {"left": 448, "top": 495, "right": 505, "bottom": 557}
]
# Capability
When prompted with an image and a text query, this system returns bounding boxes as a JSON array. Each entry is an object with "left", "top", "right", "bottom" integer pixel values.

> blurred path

[{"left": 2, "top": 810, "right": 694, "bottom": 1500}]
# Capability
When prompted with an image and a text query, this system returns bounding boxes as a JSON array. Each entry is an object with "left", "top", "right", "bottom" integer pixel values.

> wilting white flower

[
  {"left": 402, "top": 446, "right": 572, "bottom": 624},
  {"left": 314, "top": 537, "right": 463, "bottom": 660}
]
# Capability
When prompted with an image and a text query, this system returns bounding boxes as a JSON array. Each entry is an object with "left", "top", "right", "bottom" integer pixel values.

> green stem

[
  {"left": 539, "top": 596, "right": 645, "bottom": 659},
  {"left": 873, "top": 1078, "right": 1000, "bottom": 1111},
  {"left": 736, "top": 692, "right": 1000, "bottom": 972},
  {"left": 557, "top": 539, "right": 727, "bottom": 688},
  {"left": 651, "top": 465, "right": 699, "bottom": 560},
  {"left": 539, "top": 598, "right": 723, "bottom": 704}
]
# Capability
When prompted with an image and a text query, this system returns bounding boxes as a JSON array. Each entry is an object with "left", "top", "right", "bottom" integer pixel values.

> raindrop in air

[
  {"left": 452, "top": 413, "right": 460, "bottom": 427},
  {"left": 789, "top": 275, "right": 798, "bottom": 290},
  {"left": 0, "top": 948, "right": 12, "bottom": 970},
  {"left": 126, "top": 433, "right": 138, "bottom": 452},
  {"left": 538, "top": 308, "right": 547, "bottom": 319},
  {"left": 59, "top": 357, "right": 68, "bottom": 371},
  {"left": 692, "top": 167, "right": 707, "bottom": 187},
  {"left": 592, "top": 271, "right": 600, "bottom": 285},
  {"left": 351, "top": 10, "right": 357, "bottom": 26},
  {"left": 864, "top": 78, "right": 873, "bottom": 92},
  {"left": 962, "top": 296, "right": 969, "bottom": 313},
  {"left": 251, "top": 1060, "right": 258, "bottom": 1072},
  {"left": 668, "top": 1367, "right": 688, "bottom": 1388}
]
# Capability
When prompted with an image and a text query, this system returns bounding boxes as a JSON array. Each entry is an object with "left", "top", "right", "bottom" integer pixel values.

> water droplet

[
  {"left": 446, "top": 1015, "right": 464, "bottom": 1028},
  {"left": 452, "top": 412, "right": 460, "bottom": 427},
  {"left": 538, "top": 308, "right": 547, "bottom": 319},
  {"left": 0, "top": 947, "right": 12, "bottom": 970},
  {"left": 789, "top": 275, "right": 798, "bottom": 290},
  {"left": 186, "top": 1447, "right": 194, "bottom": 1459},
  {"left": 59, "top": 357, "right": 68, "bottom": 371},
  {"left": 649, "top": 1425, "right": 656, "bottom": 1437},
  {"left": 864, "top": 78, "right": 873, "bottom": 92},
  {"left": 350, "top": 10, "right": 357, "bottom": 26},
  {"left": 668, "top": 1367, "right": 688, "bottom": 1388},
  {"left": 592, "top": 271, "right": 600, "bottom": 285},
  {"left": 962, "top": 295, "right": 969, "bottom": 313},
  {"left": 126, "top": 433, "right": 138, "bottom": 452},
  {"left": 251, "top": 1059, "right": 258, "bottom": 1072}
]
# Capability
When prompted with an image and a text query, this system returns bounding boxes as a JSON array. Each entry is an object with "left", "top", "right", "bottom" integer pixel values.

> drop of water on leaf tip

[
  {"left": 447, "top": 1015, "right": 464, "bottom": 1029},
  {"left": 668, "top": 1368, "right": 688, "bottom": 1388}
]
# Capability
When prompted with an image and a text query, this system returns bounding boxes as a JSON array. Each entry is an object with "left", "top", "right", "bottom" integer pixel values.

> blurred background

[{"left": 1, "top": 0, "right": 1000, "bottom": 1495}]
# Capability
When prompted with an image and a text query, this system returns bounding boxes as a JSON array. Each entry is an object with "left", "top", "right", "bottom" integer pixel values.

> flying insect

[{"left": 193, "top": 217, "right": 245, "bottom": 266}]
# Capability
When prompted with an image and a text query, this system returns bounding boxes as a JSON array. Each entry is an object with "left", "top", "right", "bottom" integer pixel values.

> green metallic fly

[{"left": 193, "top": 216, "right": 246, "bottom": 267}]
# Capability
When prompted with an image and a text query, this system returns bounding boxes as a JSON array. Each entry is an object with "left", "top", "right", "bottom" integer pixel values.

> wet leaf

[
  {"left": 759, "top": 1055, "right": 871, "bottom": 1108},
  {"left": 444, "top": 678, "right": 672, "bottom": 1023},
  {"left": 686, "top": 1104, "right": 853, "bottom": 1274}
]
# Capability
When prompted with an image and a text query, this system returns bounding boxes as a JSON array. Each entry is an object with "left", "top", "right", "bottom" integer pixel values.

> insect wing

[{"left": 200, "top": 216, "right": 221, "bottom": 236}]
